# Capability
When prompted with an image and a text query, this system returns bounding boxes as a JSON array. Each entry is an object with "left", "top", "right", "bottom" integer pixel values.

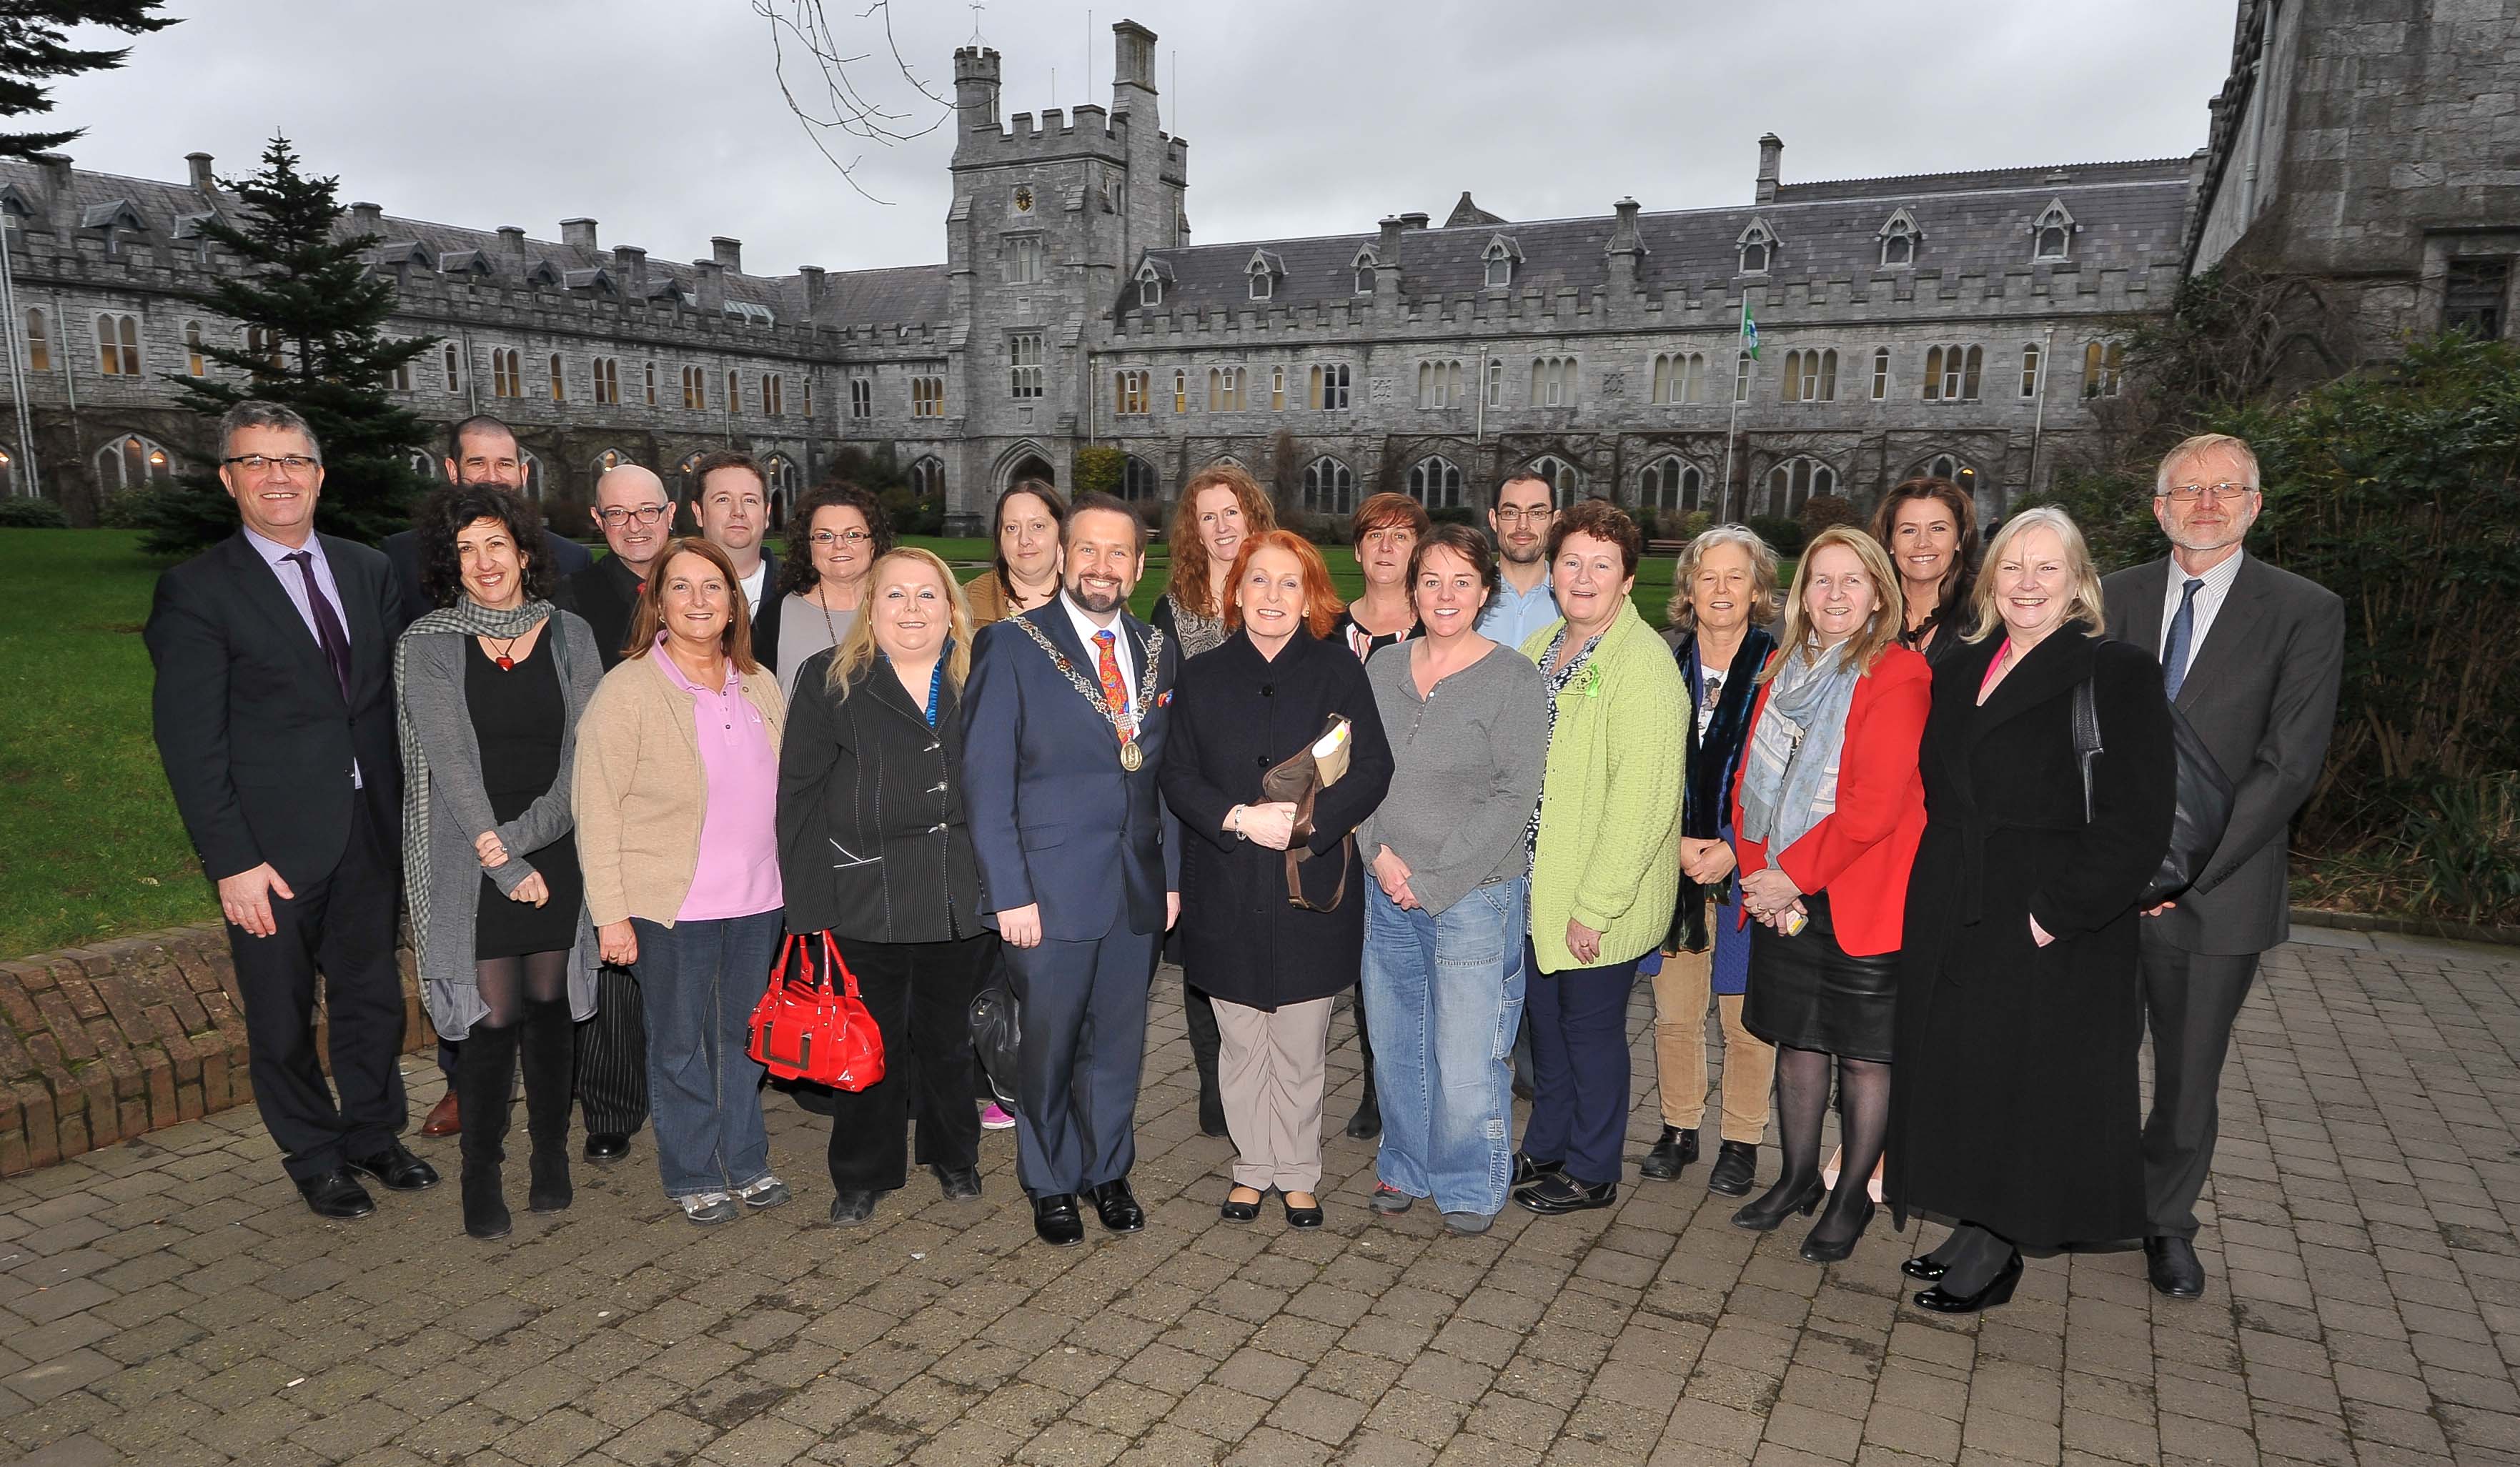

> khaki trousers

[
  {"left": 1214, "top": 995, "right": 1336, "bottom": 1194},
  {"left": 1651, "top": 936, "right": 1776, "bottom": 1143}
]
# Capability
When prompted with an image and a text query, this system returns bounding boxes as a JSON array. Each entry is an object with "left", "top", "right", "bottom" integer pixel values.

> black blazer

[
  {"left": 2103, "top": 553, "right": 2344, "bottom": 955},
  {"left": 145, "top": 532, "right": 407, "bottom": 885},
  {"left": 776, "top": 650, "right": 983, "bottom": 944},
  {"left": 554, "top": 553, "right": 643, "bottom": 670},
  {"left": 1159, "top": 630, "right": 1395, "bottom": 1010},
  {"left": 382, "top": 525, "right": 590, "bottom": 627},
  {"left": 748, "top": 551, "right": 785, "bottom": 673}
]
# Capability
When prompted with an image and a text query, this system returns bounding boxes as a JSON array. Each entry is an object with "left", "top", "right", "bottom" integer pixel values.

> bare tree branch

[{"left": 753, "top": 0, "right": 958, "bottom": 205}]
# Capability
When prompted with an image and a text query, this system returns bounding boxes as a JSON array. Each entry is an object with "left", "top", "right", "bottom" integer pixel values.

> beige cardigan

[{"left": 572, "top": 650, "right": 787, "bottom": 928}]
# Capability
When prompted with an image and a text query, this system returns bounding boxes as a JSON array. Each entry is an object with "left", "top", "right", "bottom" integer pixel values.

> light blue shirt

[
  {"left": 1478, "top": 570, "right": 1559, "bottom": 657},
  {"left": 240, "top": 524, "right": 362, "bottom": 787}
]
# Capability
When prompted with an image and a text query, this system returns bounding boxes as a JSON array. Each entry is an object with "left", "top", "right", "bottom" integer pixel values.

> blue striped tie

[{"left": 2163, "top": 577, "right": 2205, "bottom": 699}]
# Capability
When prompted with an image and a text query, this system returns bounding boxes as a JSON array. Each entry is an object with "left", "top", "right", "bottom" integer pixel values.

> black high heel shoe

[
  {"left": 1913, "top": 1251, "right": 2023, "bottom": 1314},
  {"left": 1900, "top": 1255, "right": 1949, "bottom": 1282},
  {"left": 1730, "top": 1175, "right": 1823, "bottom": 1232},
  {"left": 1797, "top": 1195, "right": 1874, "bottom": 1264}
]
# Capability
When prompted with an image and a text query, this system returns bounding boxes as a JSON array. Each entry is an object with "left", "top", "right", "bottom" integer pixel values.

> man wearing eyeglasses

[
  {"left": 145, "top": 401, "right": 435, "bottom": 1220},
  {"left": 691, "top": 450, "right": 783, "bottom": 673},
  {"left": 1478, "top": 473, "right": 1559, "bottom": 656},
  {"left": 2103, "top": 432, "right": 2343, "bottom": 1303},
  {"left": 382, "top": 416, "right": 593, "bottom": 626}
]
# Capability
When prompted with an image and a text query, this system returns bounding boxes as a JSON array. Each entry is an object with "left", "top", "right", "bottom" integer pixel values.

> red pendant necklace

[{"left": 486, "top": 633, "right": 524, "bottom": 671}]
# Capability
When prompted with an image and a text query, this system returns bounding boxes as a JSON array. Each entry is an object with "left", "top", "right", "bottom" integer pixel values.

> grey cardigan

[
  {"left": 397, "top": 611, "right": 604, "bottom": 1039},
  {"left": 1354, "top": 639, "right": 1549, "bottom": 915}
]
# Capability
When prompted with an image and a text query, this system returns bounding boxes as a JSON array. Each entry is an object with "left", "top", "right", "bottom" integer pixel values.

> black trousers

[
  {"left": 825, "top": 932, "right": 994, "bottom": 1190},
  {"left": 224, "top": 799, "right": 408, "bottom": 1182},
  {"left": 2138, "top": 926, "right": 2262, "bottom": 1240},
  {"left": 577, "top": 963, "right": 650, "bottom": 1135}
]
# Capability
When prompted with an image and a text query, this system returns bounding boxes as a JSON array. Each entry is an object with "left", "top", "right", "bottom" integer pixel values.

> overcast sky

[{"left": 48, "top": 0, "right": 2236, "bottom": 276}]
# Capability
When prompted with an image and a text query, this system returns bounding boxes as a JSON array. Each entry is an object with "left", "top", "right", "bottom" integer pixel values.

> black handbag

[
  {"left": 2073, "top": 677, "right": 2235, "bottom": 906},
  {"left": 966, "top": 959, "right": 1023, "bottom": 1111}
]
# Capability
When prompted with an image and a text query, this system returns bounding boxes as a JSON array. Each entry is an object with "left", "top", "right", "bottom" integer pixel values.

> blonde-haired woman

[
  {"left": 1727, "top": 526, "right": 1930, "bottom": 1264},
  {"left": 775, "top": 547, "right": 994, "bottom": 1227},
  {"left": 1887, "top": 507, "right": 2174, "bottom": 1313}
]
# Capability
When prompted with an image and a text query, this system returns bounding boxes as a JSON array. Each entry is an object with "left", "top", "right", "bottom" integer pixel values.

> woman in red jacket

[{"left": 1727, "top": 525, "right": 1930, "bottom": 1264}]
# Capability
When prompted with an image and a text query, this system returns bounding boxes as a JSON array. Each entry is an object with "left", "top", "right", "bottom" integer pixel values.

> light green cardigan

[{"left": 1521, "top": 602, "right": 1688, "bottom": 975}]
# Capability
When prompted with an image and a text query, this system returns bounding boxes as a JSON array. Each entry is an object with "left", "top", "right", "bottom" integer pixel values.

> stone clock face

[{"left": 1013, "top": 186, "right": 1034, "bottom": 213}]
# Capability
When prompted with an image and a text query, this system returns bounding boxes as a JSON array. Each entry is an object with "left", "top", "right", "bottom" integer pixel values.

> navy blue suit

[{"left": 963, "top": 600, "right": 1181, "bottom": 1197}]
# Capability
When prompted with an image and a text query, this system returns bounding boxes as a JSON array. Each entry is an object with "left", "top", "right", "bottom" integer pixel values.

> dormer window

[
  {"left": 1737, "top": 217, "right": 1778, "bottom": 276},
  {"left": 1246, "top": 249, "right": 1284, "bottom": 302},
  {"left": 2031, "top": 199, "right": 2077, "bottom": 261},
  {"left": 1482, "top": 234, "right": 1521, "bottom": 289},
  {"left": 1877, "top": 208, "right": 1920, "bottom": 269},
  {"left": 1351, "top": 247, "right": 1377, "bottom": 296},
  {"left": 1134, "top": 257, "right": 1172, "bottom": 309}
]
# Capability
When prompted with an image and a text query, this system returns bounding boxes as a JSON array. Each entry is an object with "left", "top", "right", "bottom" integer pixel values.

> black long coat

[
  {"left": 1885, "top": 625, "right": 2174, "bottom": 1249},
  {"left": 1159, "top": 629, "right": 1395, "bottom": 1011}
]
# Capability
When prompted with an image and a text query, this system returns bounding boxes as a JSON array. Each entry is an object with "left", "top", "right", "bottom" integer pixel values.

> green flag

[{"left": 1740, "top": 298, "right": 1760, "bottom": 360}]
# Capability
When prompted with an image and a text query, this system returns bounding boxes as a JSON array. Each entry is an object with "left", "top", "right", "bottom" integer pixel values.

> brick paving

[{"left": 1, "top": 927, "right": 2516, "bottom": 1467}]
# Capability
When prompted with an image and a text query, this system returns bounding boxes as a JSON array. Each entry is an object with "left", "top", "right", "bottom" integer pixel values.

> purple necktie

[{"left": 282, "top": 550, "right": 353, "bottom": 700}]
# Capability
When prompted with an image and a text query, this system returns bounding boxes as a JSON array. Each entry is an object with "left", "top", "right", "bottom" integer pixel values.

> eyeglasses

[
  {"left": 2158, "top": 482, "right": 2255, "bottom": 504},
  {"left": 810, "top": 529, "right": 873, "bottom": 547},
  {"left": 597, "top": 504, "right": 671, "bottom": 527},
  {"left": 221, "top": 454, "right": 319, "bottom": 477},
  {"left": 1492, "top": 507, "right": 1554, "bottom": 524}
]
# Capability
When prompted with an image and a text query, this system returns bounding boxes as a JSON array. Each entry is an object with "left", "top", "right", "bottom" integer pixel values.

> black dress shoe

[
  {"left": 1515, "top": 1173, "right": 1617, "bottom": 1215},
  {"left": 933, "top": 1165, "right": 982, "bottom": 1201},
  {"left": 1282, "top": 1192, "right": 1324, "bottom": 1228},
  {"left": 1706, "top": 1140, "right": 1758, "bottom": 1197},
  {"left": 1900, "top": 1255, "right": 1949, "bottom": 1282},
  {"left": 2146, "top": 1235, "right": 2206, "bottom": 1299},
  {"left": 344, "top": 1142, "right": 438, "bottom": 1192},
  {"left": 1638, "top": 1127, "right": 1700, "bottom": 1181},
  {"left": 297, "top": 1168, "right": 377, "bottom": 1220},
  {"left": 828, "top": 1189, "right": 880, "bottom": 1227},
  {"left": 1345, "top": 1088, "right": 1382, "bottom": 1140},
  {"left": 1798, "top": 1195, "right": 1875, "bottom": 1264},
  {"left": 1914, "top": 1251, "right": 2023, "bottom": 1314},
  {"left": 1032, "top": 1193, "right": 1084, "bottom": 1247},
  {"left": 582, "top": 1132, "right": 630, "bottom": 1163},
  {"left": 1509, "top": 1153, "right": 1564, "bottom": 1190},
  {"left": 1220, "top": 1188, "right": 1263, "bottom": 1223},
  {"left": 1086, "top": 1179, "right": 1145, "bottom": 1233},
  {"left": 1730, "top": 1175, "right": 1823, "bottom": 1232}
]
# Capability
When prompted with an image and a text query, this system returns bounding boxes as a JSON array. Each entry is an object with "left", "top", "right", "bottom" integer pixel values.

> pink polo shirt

[{"left": 653, "top": 637, "right": 783, "bottom": 922}]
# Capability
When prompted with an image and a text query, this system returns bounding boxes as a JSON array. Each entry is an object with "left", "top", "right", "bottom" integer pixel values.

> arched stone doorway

[{"left": 1008, "top": 452, "right": 1054, "bottom": 487}]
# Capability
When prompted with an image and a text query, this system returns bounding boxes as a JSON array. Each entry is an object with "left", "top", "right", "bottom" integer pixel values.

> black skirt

[
  {"left": 467, "top": 635, "right": 583, "bottom": 960},
  {"left": 1741, "top": 890, "right": 1896, "bottom": 1062}
]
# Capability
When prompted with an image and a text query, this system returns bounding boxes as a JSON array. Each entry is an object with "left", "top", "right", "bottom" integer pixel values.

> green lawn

[{"left": 0, "top": 527, "right": 1704, "bottom": 961}]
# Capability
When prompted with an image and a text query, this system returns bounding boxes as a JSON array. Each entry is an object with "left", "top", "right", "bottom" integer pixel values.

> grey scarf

[
  {"left": 395, "top": 597, "right": 552, "bottom": 980},
  {"left": 1737, "top": 635, "right": 1865, "bottom": 855}
]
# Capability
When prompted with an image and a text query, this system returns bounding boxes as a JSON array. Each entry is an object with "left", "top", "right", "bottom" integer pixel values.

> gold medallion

[{"left": 1119, "top": 740, "right": 1144, "bottom": 772}]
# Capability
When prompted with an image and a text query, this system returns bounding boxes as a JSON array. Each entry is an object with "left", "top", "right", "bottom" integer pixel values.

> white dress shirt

[
  {"left": 738, "top": 560, "right": 768, "bottom": 616},
  {"left": 1061, "top": 591, "right": 1137, "bottom": 725},
  {"left": 2158, "top": 545, "right": 2247, "bottom": 677}
]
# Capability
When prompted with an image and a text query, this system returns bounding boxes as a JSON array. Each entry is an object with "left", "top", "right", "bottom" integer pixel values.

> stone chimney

[
  {"left": 1755, "top": 133, "right": 1783, "bottom": 204},
  {"left": 184, "top": 151, "right": 215, "bottom": 192},
  {"left": 348, "top": 201, "right": 382, "bottom": 232},
  {"left": 32, "top": 152, "right": 70, "bottom": 199},
  {"left": 561, "top": 217, "right": 597, "bottom": 251},
  {"left": 497, "top": 224, "right": 527, "bottom": 259},
  {"left": 1378, "top": 216, "right": 1406, "bottom": 257},
  {"left": 694, "top": 257, "right": 726, "bottom": 311},
  {"left": 612, "top": 244, "right": 648, "bottom": 292},
  {"left": 798, "top": 264, "right": 828, "bottom": 324},
  {"left": 1398, "top": 212, "right": 1429, "bottom": 230},
  {"left": 1607, "top": 198, "right": 1643, "bottom": 294},
  {"left": 710, "top": 237, "right": 743, "bottom": 273}
]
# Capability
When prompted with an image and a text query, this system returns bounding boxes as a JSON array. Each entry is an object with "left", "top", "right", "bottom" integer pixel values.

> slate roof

[
  {"left": 1122, "top": 159, "right": 2193, "bottom": 319},
  {"left": 815, "top": 263, "right": 948, "bottom": 332}
]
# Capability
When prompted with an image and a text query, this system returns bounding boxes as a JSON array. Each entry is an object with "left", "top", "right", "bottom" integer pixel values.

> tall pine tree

[
  {"left": 0, "top": 1, "right": 176, "bottom": 160},
  {"left": 141, "top": 135, "right": 438, "bottom": 553}
]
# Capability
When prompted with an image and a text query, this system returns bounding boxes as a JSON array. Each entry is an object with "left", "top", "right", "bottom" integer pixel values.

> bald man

[{"left": 550, "top": 462, "right": 676, "bottom": 1160}]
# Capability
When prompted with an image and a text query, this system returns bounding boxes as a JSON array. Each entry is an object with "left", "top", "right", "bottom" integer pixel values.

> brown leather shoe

[{"left": 420, "top": 1091, "right": 460, "bottom": 1138}]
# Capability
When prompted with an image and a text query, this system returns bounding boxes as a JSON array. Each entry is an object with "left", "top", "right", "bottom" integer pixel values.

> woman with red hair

[{"left": 1160, "top": 530, "right": 1394, "bottom": 1228}]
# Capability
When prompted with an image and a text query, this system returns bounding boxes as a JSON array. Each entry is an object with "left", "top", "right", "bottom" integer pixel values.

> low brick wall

[{"left": 0, "top": 923, "right": 427, "bottom": 1176}]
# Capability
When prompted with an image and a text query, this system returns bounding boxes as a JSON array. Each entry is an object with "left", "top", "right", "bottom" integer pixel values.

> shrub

[
  {"left": 1428, "top": 505, "right": 1476, "bottom": 527},
  {"left": 1800, "top": 494, "right": 1855, "bottom": 537},
  {"left": 1073, "top": 447, "right": 1124, "bottom": 499},
  {"left": 1747, "top": 514, "right": 1805, "bottom": 555},
  {"left": 96, "top": 489, "right": 167, "bottom": 529},
  {"left": 0, "top": 497, "right": 69, "bottom": 528}
]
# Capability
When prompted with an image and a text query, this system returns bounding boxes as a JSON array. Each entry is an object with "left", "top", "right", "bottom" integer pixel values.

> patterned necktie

[
  {"left": 2163, "top": 577, "right": 2205, "bottom": 699},
  {"left": 1093, "top": 629, "right": 1128, "bottom": 742},
  {"left": 282, "top": 550, "right": 353, "bottom": 700}
]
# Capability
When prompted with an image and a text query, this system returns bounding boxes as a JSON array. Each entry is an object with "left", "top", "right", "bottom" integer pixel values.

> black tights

[
  {"left": 474, "top": 950, "right": 570, "bottom": 1030},
  {"left": 1773, "top": 1045, "right": 1890, "bottom": 1247}
]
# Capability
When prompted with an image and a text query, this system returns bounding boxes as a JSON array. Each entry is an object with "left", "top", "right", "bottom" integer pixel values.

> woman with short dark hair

[
  {"left": 398, "top": 484, "right": 604, "bottom": 1239},
  {"left": 773, "top": 483, "right": 895, "bottom": 702},
  {"left": 965, "top": 480, "right": 1067, "bottom": 626}
]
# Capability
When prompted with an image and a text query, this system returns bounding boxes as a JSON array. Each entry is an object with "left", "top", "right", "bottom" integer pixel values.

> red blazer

[{"left": 1730, "top": 644, "right": 1932, "bottom": 957}]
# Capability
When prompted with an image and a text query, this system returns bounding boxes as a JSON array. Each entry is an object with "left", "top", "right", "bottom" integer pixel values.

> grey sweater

[{"left": 1355, "top": 640, "right": 1549, "bottom": 915}]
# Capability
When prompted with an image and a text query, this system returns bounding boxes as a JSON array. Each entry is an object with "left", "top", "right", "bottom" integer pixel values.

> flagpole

[{"left": 1722, "top": 296, "right": 1749, "bottom": 521}]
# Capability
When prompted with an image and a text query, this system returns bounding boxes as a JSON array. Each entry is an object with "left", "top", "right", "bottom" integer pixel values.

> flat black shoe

[
  {"left": 1220, "top": 1187, "right": 1262, "bottom": 1223},
  {"left": 1638, "top": 1127, "right": 1700, "bottom": 1181},
  {"left": 296, "top": 1167, "right": 377, "bottom": 1220},
  {"left": 1900, "top": 1255, "right": 1949, "bottom": 1282},
  {"left": 1282, "top": 1192, "right": 1324, "bottom": 1228},
  {"left": 1515, "top": 1173, "right": 1617, "bottom": 1215},
  {"left": 1706, "top": 1140, "right": 1758, "bottom": 1197},
  {"left": 1730, "top": 1175, "right": 1822, "bottom": 1232},
  {"left": 1086, "top": 1178, "right": 1144, "bottom": 1233},
  {"left": 1509, "top": 1153, "right": 1564, "bottom": 1190},
  {"left": 1798, "top": 1195, "right": 1875, "bottom": 1264},
  {"left": 933, "top": 1165, "right": 982, "bottom": 1201},
  {"left": 1914, "top": 1252, "right": 2023, "bottom": 1314},
  {"left": 344, "top": 1142, "right": 438, "bottom": 1192},
  {"left": 582, "top": 1132, "right": 630, "bottom": 1163},
  {"left": 1032, "top": 1193, "right": 1084, "bottom": 1247},
  {"left": 2146, "top": 1235, "right": 2206, "bottom": 1299},
  {"left": 828, "top": 1189, "right": 880, "bottom": 1227}
]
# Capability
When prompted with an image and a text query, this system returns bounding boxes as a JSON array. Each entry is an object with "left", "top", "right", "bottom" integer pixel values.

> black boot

[
  {"left": 521, "top": 998, "right": 575, "bottom": 1213},
  {"left": 1185, "top": 978, "right": 1228, "bottom": 1138},
  {"left": 456, "top": 1022, "right": 520, "bottom": 1240},
  {"left": 1345, "top": 1003, "right": 1382, "bottom": 1140},
  {"left": 1639, "top": 1126, "right": 1700, "bottom": 1181}
]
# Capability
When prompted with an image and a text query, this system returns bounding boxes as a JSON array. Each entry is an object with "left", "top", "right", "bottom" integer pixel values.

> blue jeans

[
  {"left": 1361, "top": 876, "right": 1527, "bottom": 1217},
  {"left": 630, "top": 911, "right": 782, "bottom": 1199}
]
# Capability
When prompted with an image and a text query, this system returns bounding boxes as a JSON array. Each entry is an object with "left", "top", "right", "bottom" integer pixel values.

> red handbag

[{"left": 747, "top": 932, "right": 886, "bottom": 1091}]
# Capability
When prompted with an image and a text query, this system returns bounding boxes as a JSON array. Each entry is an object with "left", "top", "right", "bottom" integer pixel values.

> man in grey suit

[{"left": 2102, "top": 432, "right": 2343, "bottom": 1301}]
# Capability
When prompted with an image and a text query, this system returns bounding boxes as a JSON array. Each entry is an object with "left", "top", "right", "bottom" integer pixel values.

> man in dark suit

[
  {"left": 145, "top": 401, "right": 440, "bottom": 1219},
  {"left": 963, "top": 492, "right": 1181, "bottom": 1247},
  {"left": 382, "top": 414, "right": 590, "bottom": 626},
  {"left": 549, "top": 461, "right": 676, "bottom": 1163},
  {"left": 692, "top": 451, "right": 781, "bottom": 672},
  {"left": 2103, "top": 432, "right": 2344, "bottom": 1301}
]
